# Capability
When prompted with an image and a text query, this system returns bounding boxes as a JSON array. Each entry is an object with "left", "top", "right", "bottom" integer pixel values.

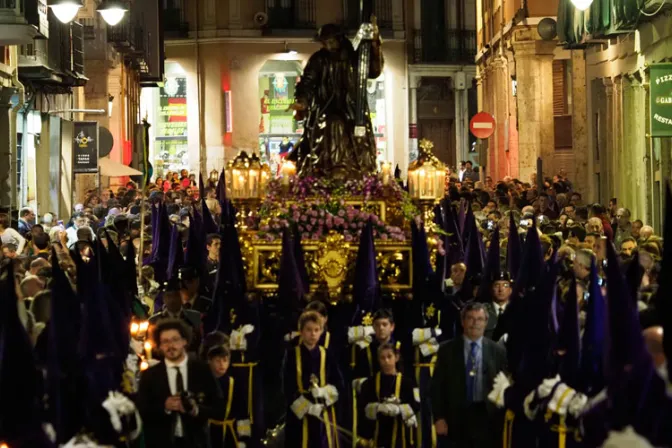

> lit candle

[
  {"left": 281, "top": 161, "right": 296, "bottom": 187},
  {"left": 381, "top": 162, "right": 391, "bottom": 185},
  {"left": 418, "top": 169, "right": 426, "bottom": 197},
  {"left": 140, "top": 360, "right": 149, "bottom": 371},
  {"left": 232, "top": 169, "right": 241, "bottom": 197},
  {"left": 139, "top": 321, "right": 149, "bottom": 337},
  {"left": 250, "top": 169, "right": 258, "bottom": 198},
  {"left": 130, "top": 322, "right": 139, "bottom": 338},
  {"left": 144, "top": 341, "right": 153, "bottom": 360}
]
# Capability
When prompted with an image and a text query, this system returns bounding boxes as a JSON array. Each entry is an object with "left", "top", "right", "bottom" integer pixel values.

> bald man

[
  {"left": 643, "top": 326, "right": 667, "bottom": 381},
  {"left": 639, "top": 225, "right": 654, "bottom": 243}
]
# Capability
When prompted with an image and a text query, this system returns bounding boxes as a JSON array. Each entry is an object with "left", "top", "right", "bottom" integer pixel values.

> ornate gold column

[{"left": 512, "top": 30, "right": 556, "bottom": 183}]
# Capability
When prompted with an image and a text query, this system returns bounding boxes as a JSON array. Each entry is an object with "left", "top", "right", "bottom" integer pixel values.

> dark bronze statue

[{"left": 287, "top": 22, "right": 384, "bottom": 180}]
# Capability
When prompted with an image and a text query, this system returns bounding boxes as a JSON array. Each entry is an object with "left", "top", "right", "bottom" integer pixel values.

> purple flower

[
  {"left": 338, "top": 210, "right": 346, "bottom": 217},
  {"left": 306, "top": 224, "right": 313, "bottom": 231},
  {"left": 300, "top": 215, "right": 308, "bottom": 222},
  {"left": 311, "top": 210, "right": 318, "bottom": 217},
  {"left": 358, "top": 222, "right": 365, "bottom": 228},
  {"left": 345, "top": 234, "right": 353, "bottom": 242},
  {"left": 310, "top": 218, "right": 317, "bottom": 225},
  {"left": 311, "top": 234, "right": 319, "bottom": 240},
  {"left": 318, "top": 219, "right": 325, "bottom": 225},
  {"left": 260, "top": 225, "right": 270, "bottom": 232},
  {"left": 326, "top": 221, "right": 333, "bottom": 230},
  {"left": 302, "top": 232, "right": 310, "bottom": 239},
  {"left": 298, "top": 225, "right": 304, "bottom": 232},
  {"left": 380, "top": 234, "right": 389, "bottom": 241},
  {"left": 293, "top": 212, "right": 301, "bottom": 221},
  {"left": 350, "top": 223, "right": 357, "bottom": 229}
]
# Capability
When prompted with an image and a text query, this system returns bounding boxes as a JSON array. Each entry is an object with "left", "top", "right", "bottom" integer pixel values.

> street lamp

[
  {"left": 48, "top": 0, "right": 83, "bottom": 24},
  {"left": 98, "top": 0, "right": 128, "bottom": 26},
  {"left": 570, "top": 0, "right": 594, "bottom": 10}
]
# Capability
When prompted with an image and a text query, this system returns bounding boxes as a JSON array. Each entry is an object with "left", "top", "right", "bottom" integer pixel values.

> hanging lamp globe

[
  {"left": 570, "top": 0, "right": 594, "bottom": 11},
  {"left": 98, "top": 0, "right": 128, "bottom": 26},
  {"left": 48, "top": 0, "right": 83, "bottom": 24}
]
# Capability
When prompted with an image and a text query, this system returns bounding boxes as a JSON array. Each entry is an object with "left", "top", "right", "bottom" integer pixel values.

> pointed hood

[
  {"left": 477, "top": 227, "right": 500, "bottom": 303},
  {"left": 166, "top": 224, "right": 184, "bottom": 281},
  {"left": 657, "top": 183, "right": 672, "bottom": 367},
  {"left": 206, "top": 221, "right": 246, "bottom": 334},
  {"left": 150, "top": 202, "right": 171, "bottom": 282},
  {"left": 579, "top": 258, "right": 606, "bottom": 396},
  {"left": 216, "top": 169, "right": 232, "bottom": 224},
  {"left": 292, "top": 223, "right": 310, "bottom": 294},
  {"left": 278, "top": 227, "right": 307, "bottom": 333},
  {"left": 124, "top": 234, "right": 138, "bottom": 299},
  {"left": 352, "top": 220, "right": 382, "bottom": 324},
  {"left": 464, "top": 216, "right": 484, "bottom": 280},
  {"left": 200, "top": 174, "right": 219, "bottom": 234},
  {"left": 506, "top": 211, "right": 522, "bottom": 280},
  {"left": 184, "top": 214, "right": 204, "bottom": 270},
  {"left": 440, "top": 198, "right": 464, "bottom": 266},
  {"left": 624, "top": 252, "right": 643, "bottom": 306},
  {"left": 411, "top": 219, "right": 434, "bottom": 302},
  {"left": 513, "top": 219, "right": 544, "bottom": 295},
  {"left": 457, "top": 200, "right": 467, "bottom": 236},
  {"left": 394, "top": 164, "right": 401, "bottom": 179},
  {"left": 605, "top": 238, "right": 650, "bottom": 376},
  {"left": 47, "top": 248, "right": 85, "bottom": 443},
  {"left": 0, "top": 262, "right": 49, "bottom": 445},
  {"left": 432, "top": 204, "right": 448, "bottom": 294},
  {"left": 555, "top": 274, "right": 581, "bottom": 388}
]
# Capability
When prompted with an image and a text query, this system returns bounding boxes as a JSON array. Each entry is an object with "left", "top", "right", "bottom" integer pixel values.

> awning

[{"left": 98, "top": 158, "right": 143, "bottom": 177}]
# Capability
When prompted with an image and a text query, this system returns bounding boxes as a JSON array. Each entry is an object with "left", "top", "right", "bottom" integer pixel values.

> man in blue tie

[{"left": 430, "top": 302, "right": 508, "bottom": 448}]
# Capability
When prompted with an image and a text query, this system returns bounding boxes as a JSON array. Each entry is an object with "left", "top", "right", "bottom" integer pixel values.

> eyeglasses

[{"left": 160, "top": 336, "right": 184, "bottom": 346}]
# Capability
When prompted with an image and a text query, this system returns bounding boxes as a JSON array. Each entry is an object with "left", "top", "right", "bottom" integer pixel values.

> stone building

[
  {"left": 557, "top": 0, "right": 670, "bottom": 229},
  {"left": 474, "top": 0, "right": 591, "bottom": 195}
]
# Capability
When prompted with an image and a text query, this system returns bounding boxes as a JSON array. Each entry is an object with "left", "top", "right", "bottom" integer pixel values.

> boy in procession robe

[
  {"left": 358, "top": 343, "right": 419, "bottom": 448},
  {"left": 283, "top": 311, "right": 341, "bottom": 448}
]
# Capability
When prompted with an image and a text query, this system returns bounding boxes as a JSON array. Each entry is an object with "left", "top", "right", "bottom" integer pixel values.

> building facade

[
  {"left": 0, "top": 0, "right": 163, "bottom": 219},
  {"left": 407, "top": 0, "right": 478, "bottom": 169},
  {"left": 557, "top": 0, "right": 670, "bottom": 229},
  {"left": 149, "top": 0, "right": 409, "bottom": 178},
  {"left": 474, "top": 0, "right": 591, "bottom": 195}
]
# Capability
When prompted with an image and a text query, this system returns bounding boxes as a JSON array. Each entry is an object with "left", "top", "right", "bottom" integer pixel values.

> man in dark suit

[
  {"left": 149, "top": 283, "right": 202, "bottom": 353},
  {"left": 430, "top": 302, "right": 507, "bottom": 448},
  {"left": 137, "top": 319, "right": 223, "bottom": 448},
  {"left": 483, "top": 272, "right": 512, "bottom": 340}
]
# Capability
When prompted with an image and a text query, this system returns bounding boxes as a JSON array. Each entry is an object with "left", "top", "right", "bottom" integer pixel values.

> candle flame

[
  {"left": 139, "top": 321, "right": 149, "bottom": 332},
  {"left": 144, "top": 341, "right": 152, "bottom": 351},
  {"left": 140, "top": 360, "right": 149, "bottom": 371},
  {"left": 130, "top": 322, "right": 139, "bottom": 334}
]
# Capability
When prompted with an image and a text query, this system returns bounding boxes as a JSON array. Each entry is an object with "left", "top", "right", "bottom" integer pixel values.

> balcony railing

[
  {"left": 107, "top": 11, "right": 135, "bottom": 51},
  {"left": 413, "top": 29, "right": 476, "bottom": 64},
  {"left": 343, "top": 0, "right": 393, "bottom": 31},
  {"left": 72, "top": 20, "right": 84, "bottom": 76},
  {"left": 164, "top": 7, "right": 188, "bottom": 38},
  {"left": 264, "top": 0, "right": 316, "bottom": 34}
]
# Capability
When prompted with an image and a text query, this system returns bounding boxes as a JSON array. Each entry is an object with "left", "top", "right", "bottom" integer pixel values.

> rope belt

[{"left": 208, "top": 419, "right": 239, "bottom": 445}]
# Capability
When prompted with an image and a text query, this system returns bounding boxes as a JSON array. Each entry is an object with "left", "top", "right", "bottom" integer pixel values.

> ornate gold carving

[{"left": 314, "top": 232, "right": 352, "bottom": 299}]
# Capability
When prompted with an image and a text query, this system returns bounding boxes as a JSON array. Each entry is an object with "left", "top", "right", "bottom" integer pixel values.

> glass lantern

[{"left": 408, "top": 139, "right": 446, "bottom": 201}]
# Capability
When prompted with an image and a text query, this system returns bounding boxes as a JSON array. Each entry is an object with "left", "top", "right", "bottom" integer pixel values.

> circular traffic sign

[{"left": 469, "top": 112, "right": 496, "bottom": 139}]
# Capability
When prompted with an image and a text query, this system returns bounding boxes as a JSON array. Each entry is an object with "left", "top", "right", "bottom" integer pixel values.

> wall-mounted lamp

[
  {"left": 108, "top": 94, "right": 114, "bottom": 118},
  {"left": 98, "top": 0, "right": 127, "bottom": 26},
  {"left": 48, "top": 0, "right": 83, "bottom": 24},
  {"left": 284, "top": 42, "right": 297, "bottom": 55}
]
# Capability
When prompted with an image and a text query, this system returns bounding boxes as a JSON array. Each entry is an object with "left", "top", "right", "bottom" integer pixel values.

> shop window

[{"left": 155, "top": 75, "right": 188, "bottom": 178}]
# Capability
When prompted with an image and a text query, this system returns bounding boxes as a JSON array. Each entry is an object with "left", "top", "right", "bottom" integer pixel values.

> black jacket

[{"left": 136, "top": 356, "right": 223, "bottom": 448}]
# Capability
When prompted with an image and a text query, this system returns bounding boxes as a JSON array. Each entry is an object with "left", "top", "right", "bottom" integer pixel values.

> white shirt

[
  {"left": 1, "top": 227, "right": 26, "bottom": 254},
  {"left": 165, "top": 356, "right": 188, "bottom": 437},
  {"left": 494, "top": 302, "right": 507, "bottom": 317}
]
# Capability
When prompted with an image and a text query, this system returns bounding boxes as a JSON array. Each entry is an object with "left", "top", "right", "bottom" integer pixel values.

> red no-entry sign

[{"left": 469, "top": 112, "right": 496, "bottom": 139}]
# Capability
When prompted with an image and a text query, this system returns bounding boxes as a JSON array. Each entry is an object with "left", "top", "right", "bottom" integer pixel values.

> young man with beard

[{"left": 137, "top": 319, "right": 222, "bottom": 448}]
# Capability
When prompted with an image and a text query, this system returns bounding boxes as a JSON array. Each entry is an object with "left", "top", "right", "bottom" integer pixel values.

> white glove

[
  {"left": 284, "top": 331, "right": 300, "bottom": 342},
  {"left": 311, "top": 386, "right": 325, "bottom": 400},
  {"left": 487, "top": 371, "right": 511, "bottom": 408},
  {"left": 405, "top": 415, "right": 418, "bottom": 428},
  {"left": 102, "top": 391, "right": 143, "bottom": 440},
  {"left": 567, "top": 392, "right": 588, "bottom": 418},
  {"left": 42, "top": 423, "right": 56, "bottom": 443},
  {"left": 126, "top": 353, "right": 139, "bottom": 373},
  {"left": 291, "top": 396, "right": 311, "bottom": 419},
  {"left": 240, "top": 324, "right": 255, "bottom": 335},
  {"left": 523, "top": 389, "right": 539, "bottom": 420},
  {"left": 348, "top": 326, "right": 374, "bottom": 348},
  {"left": 352, "top": 377, "right": 367, "bottom": 394},
  {"left": 365, "top": 403, "right": 380, "bottom": 420},
  {"left": 62, "top": 435, "right": 102, "bottom": 447},
  {"left": 419, "top": 339, "right": 440, "bottom": 357},
  {"left": 237, "top": 443, "right": 247, "bottom": 448},
  {"left": 322, "top": 385, "right": 339, "bottom": 406},
  {"left": 236, "top": 419, "right": 252, "bottom": 437},
  {"left": 230, "top": 329, "right": 248, "bottom": 351},
  {"left": 412, "top": 328, "right": 432, "bottom": 345},
  {"left": 498, "top": 333, "right": 508, "bottom": 344},
  {"left": 547, "top": 383, "right": 577, "bottom": 416},
  {"left": 399, "top": 404, "right": 414, "bottom": 421},
  {"left": 537, "top": 375, "right": 561, "bottom": 399},
  {"left": 307, "top": 404, "right": 325, "bottom": 417},
  {"left": 378, "top": 403, "right": 401, "bottom": 417}
]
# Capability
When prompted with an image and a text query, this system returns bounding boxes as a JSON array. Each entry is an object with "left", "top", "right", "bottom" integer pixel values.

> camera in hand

[{"left": 180, "top": 391, "right": 195, "bottom": 414}]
